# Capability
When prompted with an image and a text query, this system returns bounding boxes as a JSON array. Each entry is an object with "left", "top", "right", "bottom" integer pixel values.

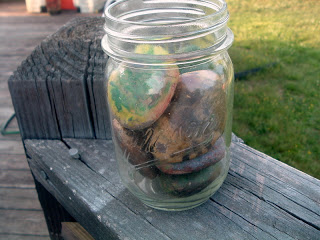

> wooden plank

[
  {"left": 41, "top": 37, "right": 94, "bottom": 138},
  {"left": 34, "top": 178, "right": 76, "bottom": 240},
  {"left": 29, "top": 51, "right": 60, "bottom": 139},
  {"left": 1, "top": 12, "right": 100, "bottom": 240},
  {"left": 86, "top": 27, "right": 111, "bottom": 139},
  {"left": 0, "top": 107, "right": 15, "bottom": 121},
  {"left": 0, "top": 153, "right": 27, "bottom": 170},
  {"left": 26, "top": 139, "right": 301, "bottom": 240},
  {"left": 61, "top": 222, "right": 94, "bottom": 240},
  {"left": 9, "top": 70, "right": 47, "bottom": 139},
  {"left": 231, "top": 142, "right": 320, "bottom": 195},
  {"left": 8, "top": 50, "right": 61, "bottom": 139},
  {"left": 0, "top": 188, "right": 41, "bottom": 210},
  {"left": 0, "top": 169, "right": 35, "bottom": 188},
  {"left": 7, "top": 73, "right": 32, "bottom": 139},
  {"left": 25, "top": 139, "right": 185, "bottom": 240},
  {"left": 0, "top": 15, "right": 77, "bottom": 27},
  {"left": 0, "top": 55, "right": 27, "bottom": 63},
  {"left": 0, "top": 234, "right": 49, "bottom": 240},
  {"left": 0, "top": 89, "right": 13, "bottom": 103},
  {"left": 0, "top": 78, "right": 11, "bottom": 90},
  {"left": 0, "top": 209, "right": 49, "bottom": 236},
  {"left": 40, "top": 17, "right": 106, "bottom": 139},
  {"left": 0, "top": 140, "right": 24, "bottom": 154},
  {"left": 2, "top": 9, "right": 68, "bottom": 142},
  {"left": 0, "top": 134, "right": 21, "bottom": 142},
  {"left": 210, "top": 177, "right": 317, "bottom": 240},
  {"left": 8, "top": 17, "right": 110, "bottom": 140},
  {"left": 64, "top": 138, "right": 320, "bottom": 240},
  {"left": 0, "top": 98, "right": 14, "bottom": 110}
]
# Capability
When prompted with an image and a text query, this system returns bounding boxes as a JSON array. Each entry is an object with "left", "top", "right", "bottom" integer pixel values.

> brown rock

[
  {"left": 145, "top": 70, "right": 227, "bottom": 164},
  {"left": 112, "top": 119, "right": 158, "bottom": 179},
  {"left": 157, "top": 136, "right": 225, "bottom": 175}
]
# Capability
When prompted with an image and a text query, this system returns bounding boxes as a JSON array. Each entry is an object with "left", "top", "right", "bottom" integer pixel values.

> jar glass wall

[{"left": 102, "top": 0, "right": 234, "bottom": 211}]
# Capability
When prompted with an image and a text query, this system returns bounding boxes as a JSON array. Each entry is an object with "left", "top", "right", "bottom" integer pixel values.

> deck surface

[{"left": 0, "top": 1, "right": 99, "bottom": 239}]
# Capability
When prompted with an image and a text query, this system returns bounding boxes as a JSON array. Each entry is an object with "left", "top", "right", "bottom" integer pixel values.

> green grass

[{"left": 227, "top": 0, "right": 320, "bottom": 178}]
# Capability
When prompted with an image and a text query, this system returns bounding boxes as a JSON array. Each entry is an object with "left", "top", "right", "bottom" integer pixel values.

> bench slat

[
  {"left": 24, "top": 139, "right": 320, "bottom": 240},
  {"left": 25, "top": 139, "right": 174, "bottom": 240}
]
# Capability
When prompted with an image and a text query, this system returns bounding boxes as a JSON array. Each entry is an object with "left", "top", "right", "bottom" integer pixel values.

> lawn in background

[{"left": 227, "top": 0, "right": 320, "bottom": 178}]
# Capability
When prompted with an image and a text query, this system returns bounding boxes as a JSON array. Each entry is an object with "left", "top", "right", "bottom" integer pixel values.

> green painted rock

[
  {"left": 157, "top": 136, "right": 225, "bottom": 175},
  {"left": 112, "top": 119, "right": 158, "bottom": 179},
  {"left": 107, "top": 46, "right": 180, "bottom": 130}
]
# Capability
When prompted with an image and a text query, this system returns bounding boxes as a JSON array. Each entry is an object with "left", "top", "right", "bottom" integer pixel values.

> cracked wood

[
  {"left": 24, "top": 138, "right": 320, "bottom": 240},
  {"left": 8, "top": 17, "right": 110, "bottom": 140}
]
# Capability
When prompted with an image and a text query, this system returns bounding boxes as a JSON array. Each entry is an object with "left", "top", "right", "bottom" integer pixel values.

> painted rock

[
  {"left": 144, "top": 70, "right": 227, "bottom": 164},
  {"left": 157, "top": 136, "right": 225, "bottom": 175},
  {"left": 107, "top": 46, "right": 180, "bottom": 130},
  {"left": 112, "top": 119, "right": 158, "bottom": 179},
  {"left": 159, "top": 162, "right": 223, "bottom": 197},
  {"left": 173, "top": 70, "right": 227, "bottom": 134}
]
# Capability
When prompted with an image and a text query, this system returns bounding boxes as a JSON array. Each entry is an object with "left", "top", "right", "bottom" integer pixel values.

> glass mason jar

[{"left": 101, "top": 0, "right": 234, "bottom": 211}]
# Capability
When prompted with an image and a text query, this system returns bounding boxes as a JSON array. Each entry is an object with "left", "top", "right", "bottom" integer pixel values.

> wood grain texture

[
  {"left": 0, "top": 188, "right": 42, "bottom": 211},
  {"left": 0, "top": 140, "right": 24, "bottom": 154},
  {"left": 1, "top": 10, "right": 100, "bottom": 240},
  {"left": 0, "top": 154, "right": 27, "bottom": 170},
  {"left": 24, "top": 138, "right": 320, "bottom": 240},
  {"left": 8, "top": 17, "right": 110, "bottom": 140},
  {"left": 86, "top": 32, "right": 111, "bottom": 139},
  {"left": 0, "top": 234, "right": 49, "bottom": 240},
  {"left": 25, "top": 139, "right": 174, "bottom": 240},
  {"left": 0, "top": 209, "right": 49, "bottom": 236},
  {"left": 0, "top": 169, "right": 34, "bottom": 188},
  {"left": 61, "top": 222, "right": 94, "bottom": 240},
  {"left": 34, "top": 177, "right": 75, "bottom": 240}
]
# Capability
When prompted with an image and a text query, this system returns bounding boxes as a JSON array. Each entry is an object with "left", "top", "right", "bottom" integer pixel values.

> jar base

[
  {"left": 141, "top": 195, "right": 211, "bottom": 211},
  {"left": 135, "top": 169, "right": 228, "bottom": 211}
]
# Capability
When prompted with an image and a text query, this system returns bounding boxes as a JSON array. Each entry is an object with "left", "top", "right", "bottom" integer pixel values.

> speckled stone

[
  {"left": 112, "top": 119, "right": 158, "bottom": 179},
  {"left": 147, "top": 70, "right": 227, "bottom": 164},
  {"left": 157, "top": 136, "right": 225, "bottom": 175}
]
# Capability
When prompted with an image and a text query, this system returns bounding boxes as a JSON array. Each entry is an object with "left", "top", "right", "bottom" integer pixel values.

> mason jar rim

[
  {"left": 104, "top": 0, "right": 227, "bottom": 27},
  {"left": 102, "top": 0, "right": 233, "bottom": 64}
]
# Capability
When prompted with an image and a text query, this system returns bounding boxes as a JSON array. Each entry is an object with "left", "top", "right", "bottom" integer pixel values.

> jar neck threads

[{"left": 102, "top": 0, "right": 233, "bottom": 64}]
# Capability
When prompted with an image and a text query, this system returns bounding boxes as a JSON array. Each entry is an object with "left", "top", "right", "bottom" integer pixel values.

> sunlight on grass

[{"left": 227, "top": 0, "right": 320, "bottom": 178}]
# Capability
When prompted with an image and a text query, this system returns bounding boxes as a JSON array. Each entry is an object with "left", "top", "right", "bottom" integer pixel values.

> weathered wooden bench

[{"left": 8, "top": 17, "right": 320, "bottom": 240}]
